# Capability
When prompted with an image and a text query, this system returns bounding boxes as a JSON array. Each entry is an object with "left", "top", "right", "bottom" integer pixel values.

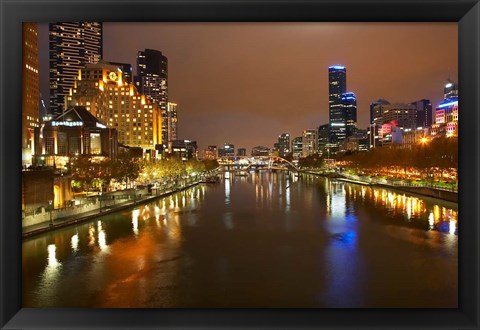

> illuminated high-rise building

[
  {"left": 342, "top": 92, "right": 357, "bottom": 137},
  {"left": 317, "top": 124, "right": 329, "bottom": 154},
  {"left": 432, "top": 79, "right": 458, "bottom": 137},
  {"left": 411, "top": 99, "right": 432, "bottom": 128},
  {"left": 444, "top": 78, "right": 458, "bottom": 101},
  {"left": 277, "top": 133, "right": 290, "bottom": 157},
  {"left": 22, "top": 23, "right": 40, "bottom": 165},
  {"left": 302, "top": 129, "right": 318, "bottom": 157},
  {"left": 328, "top": 65, "right": 347, "bottom": 145},
  {"left": 292, "top": 137, "right": 303, "bottom": 160},
  {"left": 167, "top": 102, "right": 178, "bottom": 142},
  {"left": 66, "top": 62, "right": 161, "bottom": 152},
  {"left": 49, "top": 22, "right": 103, "bottom": 116},
  {"left": 135, "top": 49, "right": 168, "bottom": 142}
]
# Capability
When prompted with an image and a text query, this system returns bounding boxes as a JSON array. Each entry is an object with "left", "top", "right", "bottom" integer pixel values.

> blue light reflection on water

[{"left": 23, "top": 171, "right": 457, "bottom": 308}]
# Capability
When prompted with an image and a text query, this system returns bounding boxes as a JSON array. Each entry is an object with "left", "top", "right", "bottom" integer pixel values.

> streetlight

[
  {"left": 48, "top": 200, "right": 53, "bottom": 227},
  {"left": 99, "top": 192, "right": 102, "bottom": 212}
]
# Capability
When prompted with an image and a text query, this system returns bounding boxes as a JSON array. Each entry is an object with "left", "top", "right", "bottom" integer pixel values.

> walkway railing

[{"left": 22, "top": 175, "right": 202, "bottom": 229}]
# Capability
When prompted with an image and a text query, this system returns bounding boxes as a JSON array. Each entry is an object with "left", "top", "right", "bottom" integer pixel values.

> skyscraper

[
  {"left": 22, "top": 23, "right": 40, "bottom": 165},
  {"left": 317, "top": 124, "right": 329, "bottom": 154},
  {"left": 411, "top": 99, "right": 432, "bottom": 128},
  {"left": 66, "top": 62, "right": 161, "bottom": 152},
  {"left": 277, "top": 133, "right": 290, "bottom": 157},
  {"left": 342, "top": 92, "right": 357, "bottom": 137},
  {"left": 302, "top": 129, "right": 318, "bottom": 157},
  {"left": 370, "top": 99, "right": 390, "bottom": 125},
  {"left": 328, "top": 65, "right": 347, "bottom": 145},
  {"left": 135, "top": 49, "right": 168, "bottom": 143},
  {"left": 167, "top": 102, "right": 178, "bottom": 142},
  {"left": 444, "top": 78, "right": 458, "bottom": 101},
  {"left": 292, "top": 137, "right": 303, "bottom": 160},
  {"left": 432, "top": 79, "right": 458, "bottom": 137},
  {"left": 49, "top": 22, "right": 103, "bottom": 116}
]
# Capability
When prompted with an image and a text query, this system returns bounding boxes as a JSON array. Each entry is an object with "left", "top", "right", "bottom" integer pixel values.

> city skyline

[{"left": 38, "top": 22, "right": 458, "bottom": 152}]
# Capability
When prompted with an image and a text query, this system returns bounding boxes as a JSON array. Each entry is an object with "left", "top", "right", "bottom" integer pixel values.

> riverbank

[
  {"left": 300, "top": 170, "right": 458, "bottom": 203},
  {"left": 22, "top": 181, "right": 200, "bottom": 239}
]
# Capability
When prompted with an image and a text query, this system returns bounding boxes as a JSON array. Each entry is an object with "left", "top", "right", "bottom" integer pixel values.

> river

[{"left": 22, "top": 171, "right": 458, "bottom": 308}]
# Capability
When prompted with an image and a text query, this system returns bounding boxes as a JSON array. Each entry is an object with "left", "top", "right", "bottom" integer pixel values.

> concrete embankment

[{"left": 22, "top": 182, "right": 200, "bottom": 239}]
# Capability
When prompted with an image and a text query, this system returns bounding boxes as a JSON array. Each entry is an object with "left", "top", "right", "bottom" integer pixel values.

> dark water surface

[{"left": 22, "top": 171, "right": 458, "bottom": 308}]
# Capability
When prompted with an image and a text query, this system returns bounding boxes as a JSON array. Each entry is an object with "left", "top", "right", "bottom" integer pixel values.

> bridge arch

[{"left": 217, "top": 155, "right": 298, "bottom": 171}]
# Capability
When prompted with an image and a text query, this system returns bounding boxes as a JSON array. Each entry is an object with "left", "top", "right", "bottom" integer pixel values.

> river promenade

[{"left": 22, "top": 180, "right": 201, "bottom": 239}]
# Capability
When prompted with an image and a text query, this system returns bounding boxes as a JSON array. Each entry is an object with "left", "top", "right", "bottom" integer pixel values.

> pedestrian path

[{"left": 22, "top": 182, "right": 200, "bottom": 239}]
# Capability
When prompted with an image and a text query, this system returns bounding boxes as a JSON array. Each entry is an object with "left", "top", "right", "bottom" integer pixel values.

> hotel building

[{"left": 66, "top": 62, "right": 161, "bottom": 153}]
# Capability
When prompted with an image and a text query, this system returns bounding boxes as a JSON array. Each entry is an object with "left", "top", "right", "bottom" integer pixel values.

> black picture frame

[{"left": 1, "top": 0, "right": 479, "bottom": 329}]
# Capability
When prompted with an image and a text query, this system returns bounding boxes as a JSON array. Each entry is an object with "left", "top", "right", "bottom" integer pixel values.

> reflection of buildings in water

[
  {"left": 47, "top": 244, "right": 58, "bottom": 268},
  {"left": 223, "top": 212, "right": 234, "bottom": 230},
  {"left": 132, "top": 209, "right": 140, "bottom": 236},
  {"left": 37, "top": 243, "right": 63, "bottom": 305},
  {"left": 71, "top": 233, "right": 79, "bottom": 252},
  {"left": 329, "top": 191, "right": 346, "bottom": 218},
  {"left": 345, "top": 183, "right": 457, "bottom": 234},
  {"left": 429, "top": 212, "right": 435, "bottom": 229},
  {"left": 88, "top": 225, "right": 96, "bottom": 246},
  {"left": 97, "top": 225, "right": 108, "bottom": 252},
  {"left": 225, "top": 177, "right": 231, "bottom": 204}
]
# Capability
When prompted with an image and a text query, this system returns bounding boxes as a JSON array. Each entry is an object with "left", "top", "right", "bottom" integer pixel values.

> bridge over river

[{"left": 217, "top": 155, "right": 299, "bottom": 171}]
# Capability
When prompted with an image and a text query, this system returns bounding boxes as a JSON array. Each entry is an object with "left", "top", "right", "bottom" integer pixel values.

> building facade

[
  {"left": 432, "top": 80, "right": 459, "bottom": 138},
  {"left": 277, "top": 133, "right": 290, "bottom": 157},
  {"left": 33, "top": 106, "right": 118, "bottom": 168},
  {"left": 166, "top": 102, "right": 178, "bottom": 142},
  {"left": 108, "top": 62, "right": 133, "bottom": 84},
  {"left": 204, "top": 145, "right": 218, "bottom": 160},
  {"left": 22, "top": 23, "right": 40, "bottom": 165},
  {"left": 66, "top": 62, "right": 161, "bottom": 152},
  {"left": 237, "top": 148, "right": 246, "bottom": 156},
  {"left": 49, "top": 22, "right": 103, "bottom": 116},
  {"left": 402, "top": 127, "right": 430, "bottom": 149},
  {"left": 135, "top": 49, "right": 169, "bottom": 143},
  {"left": 411, "top": 99, "right": 433, "bottom": 129},
  {"left": 168, "top": 140, "right": 197, "bottom": 161},
  {"left": 328, "top": 65, "right": 347, "bottom": 145},
  {"left": 292, "top": 137, "right": 303, "bottom": 160},
  {"left": 317, "top": 124, "right": 329, "bottom": 155},
  {"left": 342, "top": 92, "right": 357, "bottom": 137},
  {"left": 219, "top": 143, "right": 235, "bottom": 157},
  {"left": 302, "top": 129, "right": 318, "bottom": 157}
]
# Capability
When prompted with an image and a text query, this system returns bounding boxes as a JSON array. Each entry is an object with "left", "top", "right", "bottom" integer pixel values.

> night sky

[{"left": 38, "top": 23, "right": 458, "bottom": 152}]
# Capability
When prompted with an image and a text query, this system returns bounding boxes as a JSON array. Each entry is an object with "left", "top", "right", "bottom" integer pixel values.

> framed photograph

[{"left": 1, "top": 0, "right": 479, "bottom": 329}]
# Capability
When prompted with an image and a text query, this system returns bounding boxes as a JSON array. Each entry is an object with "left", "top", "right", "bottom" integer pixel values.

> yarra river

[{"left": 22, "top": 171, "right": 458, "bottom": 308}]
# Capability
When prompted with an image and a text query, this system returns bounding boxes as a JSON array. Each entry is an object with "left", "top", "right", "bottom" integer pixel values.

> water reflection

[
  {"left": 71, "top": 234, "right": 79, "bottom": 252},
  {"left": 23, "top": 174, "right": 457, "bottom": 308},
  {"left": 132, "top": 209, "right": 140, "bottom": 236},
  {"left": 334, "top": 179, "right": 458, "bottom": 235},
  {"left": 225, "top": 173, "right": 231, "bottom": 205},
  {"left": 97, "top": 221, "right": 108, "bottom": 252}
]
